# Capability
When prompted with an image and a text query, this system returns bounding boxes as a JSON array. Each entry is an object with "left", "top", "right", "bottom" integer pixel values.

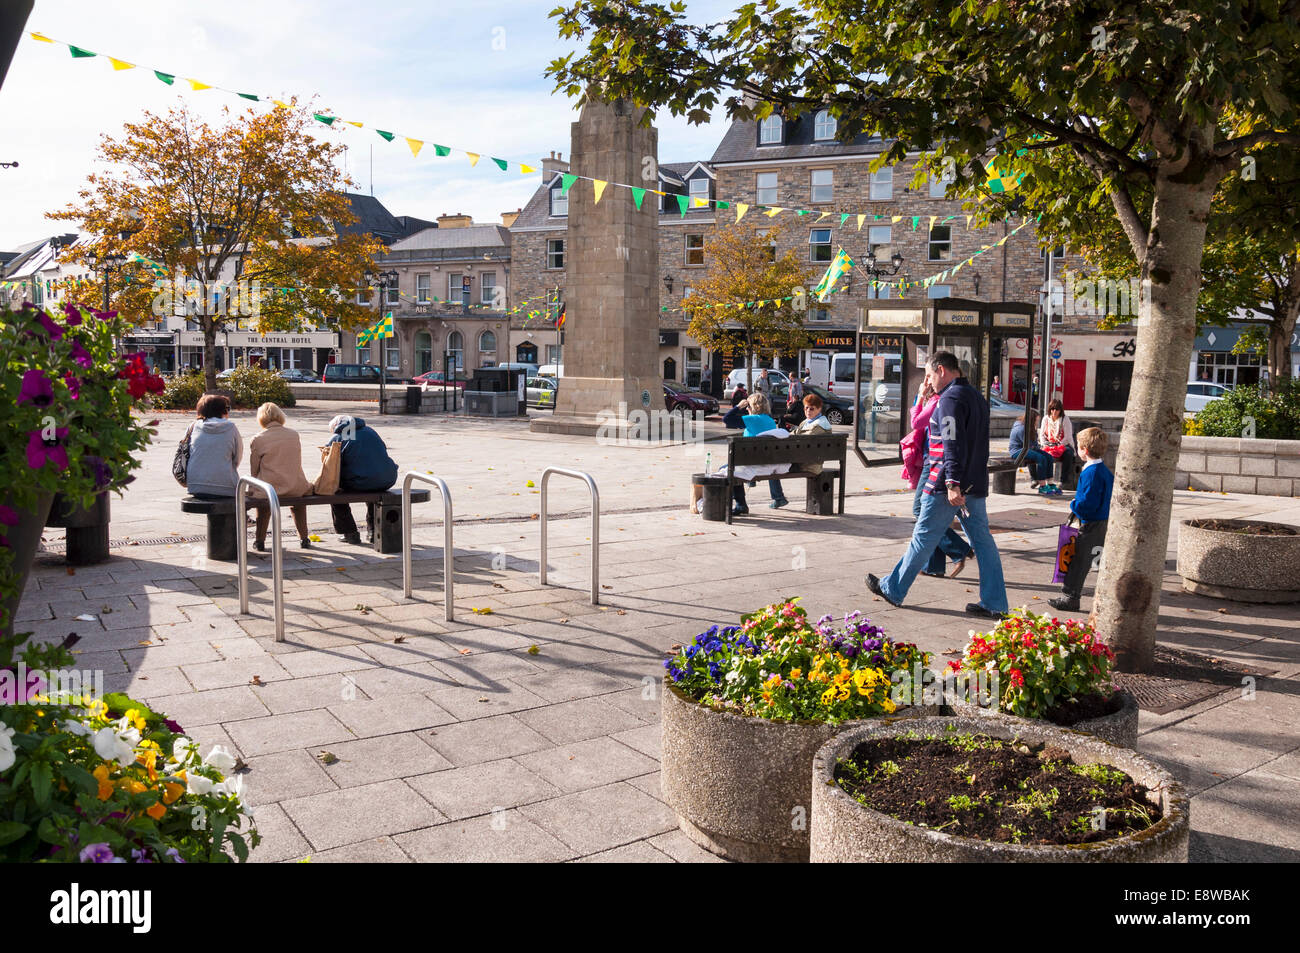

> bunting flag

[
  {"left": 676, "top": 194, "right": 689, "bottom": 217},
  {"left": 631, "top": 187, "right": 646, "bottom": 211},
  {"left": 108, "top": 57, "right": 134, "bottom": 71},
  {"left": 856, "top": 214, "right": 866, "bottom": 230},
  {"left": 406, "top": 138, "right": 423, "bottom": 158},
  {"left": 735, "top": 204, "right": 749, "bottom": 222},
  {"left": 764, "top": 207, "right": 783, "bottom": 217},
  {"left": 466, "top": 152, "right": 480, "bottom": 166},
  {"left": 560, "top": 173, "right": 577, "bottom": 195},
  {"left": 188, "top": 79, "right": 212, "bottom": 91},
  {"left": 356, "top": 312, "right": 395, "bottom": 345},
  {"left": 593, "top": 180, "right": 608, "bottom": 204},
  {"left": 813, "top": 248, "right": 854, "bottom": 303}
]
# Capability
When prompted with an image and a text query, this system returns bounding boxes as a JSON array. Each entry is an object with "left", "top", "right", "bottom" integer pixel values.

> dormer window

[
  {"left": 814, "top": 110, "right": 836, "bottom": 141},
  {"left": 759, "top": 115, "right": 783, "bottom": 145},
  {"left": 688, "top": 177, "right": 710, "bottom": 206},
  {"left": 550, "top": 185, "right": 568, "bottom": 217}
]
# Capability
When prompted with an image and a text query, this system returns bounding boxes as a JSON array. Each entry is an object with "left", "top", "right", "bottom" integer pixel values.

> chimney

[
  {"left": 436, "top": 213, "right": 473, "bottom": 229},
  {"left": 541, "top": 150, "right": 569, "bottom": 182},
  {"left": 500, "top": 208, "right": 522, "bottom": 229}
]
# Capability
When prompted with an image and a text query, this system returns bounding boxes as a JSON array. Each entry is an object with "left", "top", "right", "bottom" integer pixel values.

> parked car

[
  {"left": 216, "top": 367, "right": 237, "bottom": 380},
  {"left": 828, "top": 352, "right": 902, "bottom": 409},
  {"left": 279, "top": 367, "right": 319, "bottom": 383},
  {"left": 663, "top": 381, "right": 719, "bottom": 417},
  {"left": 1186, "top": 381, "right": 1230, "bottom": 412},
  {"left": 988, "top": 394, "right": 1026, "bottom": 418},
  {"left": 321, "top": 363, "right": 402, "bottom": 384},
  {"left": 526, "top": 376, "right": 558, "bottom": 408},
  {"left": 723, "top": 368, "right": 790, "bottom": 401},
  {"left": 770, "top": 381, "right": 855, "bottom": 425},
  {"left": 411, "top": 370, "right": 468, "bottom": 388}
]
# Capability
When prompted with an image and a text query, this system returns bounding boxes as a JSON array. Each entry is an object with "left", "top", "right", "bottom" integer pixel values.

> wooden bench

[
  {"left": 181, "top": 489, "right": 432, "bottom": 560},
  {"left": 722, "top": 433, "right": 847, "bottom": 524}
]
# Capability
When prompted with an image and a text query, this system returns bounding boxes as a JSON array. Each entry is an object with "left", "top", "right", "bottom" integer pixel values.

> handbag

[
  {"left": 171, "top": 424, "right": 193, "bottom": 487},
  {"left": 1044, "top": 444, "right": 1066, "bottom": 459},
  {"left": 1052, "top": 524, "right": 1080, "bottom": 583},
  {"left": 312, "top": 443, "right": 341, "bottom": 495}
]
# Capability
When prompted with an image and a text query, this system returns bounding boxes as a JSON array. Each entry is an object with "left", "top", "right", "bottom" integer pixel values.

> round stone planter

[
  {"left": 660, "top": 679, "right": 937, "bottom": 862},
  {"left": 946, "top": 689, "right": 1139, "bottom": 748},
  {"left": 810, "top": 716, "right": 1189, "bottom": 863},
  {"left": 1177, "top": 518, "right": 1300, "bottom": 603}
]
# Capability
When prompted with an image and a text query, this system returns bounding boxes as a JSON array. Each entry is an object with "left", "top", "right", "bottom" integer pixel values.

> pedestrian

[
  {"left": 1038, "top": 398, "right": 1076, "bottom": 493},
  {"left": 731, "top": 382, "right": 748, "bottom": 408},
  {"left": 767, "top": 392, "right": 833, "bottom": 510},
  {"left": 900, "top": 372, "right": 975, "bottom": 578},
  {"left": 248, "top": 402, "right": 313, "bottom": 551},
  {"left": 756, "top": 368, "right": 772, "bottom": 396},
  {"left": 867, "top": 351, "right": 1008, "bottom": 618},
  {"left": 713, "top": 392, "right": 788, "bottom": 516},
  {"left": 1010, "top": 408, "right": 1054, "bottom": 488},
  {"left": 1050, "top": 428, "right": 1113, "bottom": 612},
  {"left": 992, "top": 375, "right": 1001, "bottom": 398},
  {"left": 325, "top": 414, "right": 399, "bottom": 545},
  {"left": 186, "top": 394, "right": 242, "bottom": 499}
]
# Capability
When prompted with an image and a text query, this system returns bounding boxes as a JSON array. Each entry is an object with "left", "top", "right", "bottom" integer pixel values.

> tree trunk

[
  {"left": 1266, "top": 273, "right": 1300, "bottom": 395},
  {"left": 1092, "top": 171, "right": 1218, "bottom": 674},
  {"left": 203, "top": 320, "right": 218, "bottom": 394}
]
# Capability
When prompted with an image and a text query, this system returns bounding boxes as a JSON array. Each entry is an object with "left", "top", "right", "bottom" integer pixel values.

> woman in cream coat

[{"left": 248, "top": 402, "right": 314, "bottom": 550}]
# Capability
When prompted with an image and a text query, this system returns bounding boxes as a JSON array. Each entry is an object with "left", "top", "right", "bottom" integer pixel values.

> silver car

[
  {"left": 526, "top": 376, "right": 558, "bottom": 408},
  {"left": 1185, "top": 381, "right": 1229, "bottom": 412}
]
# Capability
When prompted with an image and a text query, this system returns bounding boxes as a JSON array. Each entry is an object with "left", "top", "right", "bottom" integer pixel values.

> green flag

[
  {"left": 492, "top": 158, "right": 508, "bottom": 171},
  {"left": 376, "top": 130, "right": 395, "bottom": 142},
  {"left": 840, "top": 213, "right": 850, "bottom": 226},
  {"left": 68, "top": 45, "right": 96, "bottom": 58},
  {"left": 238, "top": 92, "right": 259, "bottom": 101},
  {"left": 314, "top": 114, "right": 336, "bottom": 126},
  {"left": 154, "top": 70, "right": 175, "bottom": 85},
  {"left": 676, "top": 194, "right": 689, "bottom": 218},
  {"left": 631, "top": 187, "right": 646, "bottom": 210},
  {"left": 434, "top": 144, "right": 451, "bottom": 157},
  {"left": 813, "top": 248, "right": 853, "bottom": 302},
  {"left": 561, "top": 173, "right": 577, "bottom": 194}
]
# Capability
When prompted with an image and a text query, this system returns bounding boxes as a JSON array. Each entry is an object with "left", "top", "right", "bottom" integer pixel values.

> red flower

[{"left": 1010, "top": 668, "right": 1024, "bottom": 687}]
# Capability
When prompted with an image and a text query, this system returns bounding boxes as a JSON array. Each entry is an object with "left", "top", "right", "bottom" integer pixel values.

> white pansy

[
  {"left": 0, "top": 724, "right": 16, "bottom": 773},
  {"left": 170, "top": 735, "right": 198, "bottom": 763},
  {"left": 62, "top": 719, "right": 93, "bottom": 738},
  {"left": 203, "top": 745, "right": 237, "bottom": 775},
  {"left": 215, "top": 773, "right": 245, "bottom": 800},
  {"left": 186, "top": 773, "right": 215, "bottom": 796},
  {"left": 92, "top": 726, "right": 137, "bottom": 769}
]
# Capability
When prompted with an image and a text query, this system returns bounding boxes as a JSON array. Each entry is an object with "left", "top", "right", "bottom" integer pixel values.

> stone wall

[{"left": 1176, "top": 436, "right": 1300, "bottom": 497}]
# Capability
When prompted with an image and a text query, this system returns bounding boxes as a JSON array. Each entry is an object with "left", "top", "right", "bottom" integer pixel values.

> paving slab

[
  {"left": 281, "top": 779, "right": 447, "bottom": 852},
  {"left": 517, "top": 782, "right": 678, "bottom": 855},
  {"left": 421, "top": 713, "right": 553, "bottom": 766},
  {"left": 393, "top": 810, "right": 577, "bottom": 863},
  {"left": 405, "top": 758, "right": 559, "bottom": 820}
]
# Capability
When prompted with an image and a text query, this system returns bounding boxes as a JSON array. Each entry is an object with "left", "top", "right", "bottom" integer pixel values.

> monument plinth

[{"left": 530, "top": 96, "right": 664, "bottom": 437}]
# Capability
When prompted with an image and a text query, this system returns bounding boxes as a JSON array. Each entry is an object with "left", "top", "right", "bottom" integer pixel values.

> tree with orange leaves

[{"left": 52, "top": 100, "right": 385, "bottom": 391}]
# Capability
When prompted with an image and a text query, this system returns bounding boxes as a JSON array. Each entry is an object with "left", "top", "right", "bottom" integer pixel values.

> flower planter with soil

[
  {"left": 1177, "top": 518, "right": 1300, "bottom": 603},
  {"left": 810, "top": 717, "right": 1189, "bottom": 863},
  {"left": 947, "top": 688, "right": 1138, "bottom": 748},
  {"left": 660, "top": 601, "right": 935, "bottom": 863}
]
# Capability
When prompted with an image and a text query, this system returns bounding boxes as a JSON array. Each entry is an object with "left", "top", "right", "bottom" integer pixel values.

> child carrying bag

[{"left": 1052, "top": 524, "right": 1080, "bottom": 583}]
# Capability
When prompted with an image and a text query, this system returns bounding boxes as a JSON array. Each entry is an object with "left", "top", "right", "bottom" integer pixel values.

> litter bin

[
  {"left": 692, "top": 473, "right": 730, "bottom": 522},
  {"left": 405, "top": 385, "right": 422, "bottom": 414}
]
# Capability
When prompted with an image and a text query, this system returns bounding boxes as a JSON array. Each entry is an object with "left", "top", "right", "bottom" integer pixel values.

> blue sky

[{"left": 0, "top": 0, "right": 741, "bottom": 248}]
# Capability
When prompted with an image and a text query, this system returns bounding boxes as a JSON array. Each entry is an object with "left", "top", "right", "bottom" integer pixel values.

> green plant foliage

[{"left": 1194, "top": 380, "right": 1300, "bottom": 439}]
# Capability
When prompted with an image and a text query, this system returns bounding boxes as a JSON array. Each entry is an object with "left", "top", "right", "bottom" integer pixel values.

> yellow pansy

[
  {"left": 125, "top": 709, "right": 147, "bottom": 731},
  {"left": 162, "top": 782, "right": 184, "bottom": 804},
  {"left": 789, "top": 668, "right": 802, "bottom": 680},
  {"left": 145, "top": 801, "right": 167, "bottom": 821},
  {"left": 93, "top": 765, "right": 114, "bottom": 801}
]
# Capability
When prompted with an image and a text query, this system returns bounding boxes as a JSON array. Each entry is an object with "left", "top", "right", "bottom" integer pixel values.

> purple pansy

[
  {"left": 26, "top": 428, "right": 70, "bottom": 471},
  {"left": 18, "top": 369, "right": 54, "bottom": 407},
  {"left": 164, "top": 847, "right": 186, "bottom": 863},
  {"left": 86, "top": 456, "right": 112, "bottom": 491},
  {"left": 79, "top": 843, "right": 123, "bottom": 864},
  {"left": 94, "top": 309, "right": 118, "bottom": 322},
  {"left": 130, "top": 848, "right": 154, "bottom": 863}
]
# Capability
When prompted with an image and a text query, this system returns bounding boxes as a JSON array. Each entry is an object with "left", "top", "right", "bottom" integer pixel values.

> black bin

[
  {"left": 472, "top": 368, "right": 511, "bottom": 392},
  {"left": 405, "top": 385, "right": 422, "bottom": 414}
]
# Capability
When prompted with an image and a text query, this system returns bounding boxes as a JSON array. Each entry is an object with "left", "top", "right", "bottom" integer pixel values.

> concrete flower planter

[
  {"left": 660, "top": 679, "right": 936, "bottom": 862},
  {"left": 810, "top": 716, "right": 1189, "bottom": 863},
  {"left": 946, "top": 689, "right": 1139, "bottom": 748},
  {"left": 1177, "top": 518, "right": 1300, "bottom": 603}
]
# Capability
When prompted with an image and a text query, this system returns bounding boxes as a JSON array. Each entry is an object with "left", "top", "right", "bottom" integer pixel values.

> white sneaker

[{"left": 1030, "top": 480, "right": 1041, "bottom": 489}]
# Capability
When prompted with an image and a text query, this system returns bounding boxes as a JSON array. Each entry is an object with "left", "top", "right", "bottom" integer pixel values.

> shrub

[
  {"left": 157, "top": 365, "right": 294, "bottom": 411},
  {"left": 663, "top": 599, "right": 929, "bottom": 723},
  {"left": 1194, "top": 379, "right": 1300, "bottom": 440},
  {"left": 157, "top": 370, "right": 207, "bottom": 410}
]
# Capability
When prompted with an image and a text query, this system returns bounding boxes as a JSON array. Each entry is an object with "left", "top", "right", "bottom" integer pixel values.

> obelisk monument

[{"left": 530, "top": 94, "right": 664, "bottom": 436}]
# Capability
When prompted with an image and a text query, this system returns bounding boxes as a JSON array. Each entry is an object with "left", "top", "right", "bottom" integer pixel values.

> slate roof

[
  {"left": 387, "top": 224, "right": 510, "bottom": 251},
  {"left": 510, "top": 161, "right": 715, "bottom": 231},
  {"left": 340, "top": 192, "right": 408, "bottom": 244},
  {"left": 710, "top": 118, "right": 892, "bottom": 164}
]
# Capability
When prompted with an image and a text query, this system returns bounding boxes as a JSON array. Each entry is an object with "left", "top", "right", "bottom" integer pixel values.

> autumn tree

[
  {"left": 52, "top": 100, "right": 385, "bottom": 391},
  {"left": 681, "top": 220, "right": 814, "bottom": 392},
  {"left": 548, "top": 0, "right": 1300, "bottom": 673}
]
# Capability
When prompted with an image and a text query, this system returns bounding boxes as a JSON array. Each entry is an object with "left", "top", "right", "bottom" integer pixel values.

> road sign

[{"left": 1052, "top": 348, "right": 1062, "bottom": 360}]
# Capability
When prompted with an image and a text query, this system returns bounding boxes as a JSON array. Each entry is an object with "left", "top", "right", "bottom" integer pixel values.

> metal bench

[
  {"left": 721, "top": 433, "right": 848, "bottom": 524},
  {"left": 181, "top": 488, "right": 432, "bottom": 560}
]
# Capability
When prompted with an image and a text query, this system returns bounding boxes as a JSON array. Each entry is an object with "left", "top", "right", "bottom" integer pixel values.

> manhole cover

[{"left": 1114, "top": 645, "right": 1276, "bottom": 715}]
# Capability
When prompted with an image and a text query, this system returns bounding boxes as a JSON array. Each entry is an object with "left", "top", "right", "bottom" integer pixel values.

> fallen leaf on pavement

[
  {"left": 527, "top": 645, "right": 540, "bottom": 655},
  {"left": 74, "top": 614, "right": 97, "bottom": 622},
  {"left": 616, "top": 609, "right": 627, "bottom": 616},
  {"left": 308, "top": 534, "right": 322, "bottom": 542},
  {"left": 459, "top": 648, "right": 472, "bottom": 655},
  {"left": 470, "top": 607, "right": 494, "bottom": 615},
  {"left": 316, "top": 751, "right": 338, "bottom": 765},
  {"left": 394, "top": 635, "right": 407, "bottom": 643},
  {"left": 250, "top": 675, "right": 264, "bottom": 686}
]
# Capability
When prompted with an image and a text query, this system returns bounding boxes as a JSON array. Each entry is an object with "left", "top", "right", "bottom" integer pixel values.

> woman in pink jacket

[{"left": 900, "top": 373, "right": 974, "bottom": 577}]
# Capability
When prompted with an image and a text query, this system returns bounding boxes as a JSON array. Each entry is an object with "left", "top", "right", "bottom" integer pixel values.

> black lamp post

[
  {"left": 861, "top": 250, "right": 905, "bottom": 297},
  {"left": 95, "top": 251, "right": 127, "bottom": 314},
  {"left": 366, "top": 268, "right": 399, "bottom": 414}
]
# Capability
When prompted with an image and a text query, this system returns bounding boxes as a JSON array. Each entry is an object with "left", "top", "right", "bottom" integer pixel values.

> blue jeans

[
  {"left": 912, "top": 481, "right": 973, "bottom": 574},
  {"left": 768, "top": 480, "right": 788, "bottom": 504},
  {"left": 881, "top": 491, "right": 1008, "bottom": 612},
  {"left": 1022, "top": 448, "right": 1053, "bottom": 481}
]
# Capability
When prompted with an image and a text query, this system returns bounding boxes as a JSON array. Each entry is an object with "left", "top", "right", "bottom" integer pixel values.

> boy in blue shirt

[{"left": 1051, "top": 427, "right": 1113, "bottom": 612}]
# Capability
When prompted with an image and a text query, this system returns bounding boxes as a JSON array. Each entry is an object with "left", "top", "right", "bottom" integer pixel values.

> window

[
  {"left": 928, "top": 285, "right": 952, "bottom": 298},
  {"left": 810, "top": 307, "right": 831, "bottom": 322},
  {"left": 811, "top": 169, "right": 833, "bottom": 203},
  {"left": 809, "top": 228, "right": 832, "bottom": 263},
  {"left": 756, "top": 172, "right": 778, "bottom": 205},
  {"left": 688, "top": 177, "right": 710, "bottom": 206},
  {"left": 478, "top": 330, "right": 497, "bottom": 356},
  {"left": 868, "top": 224, "right": 891, "bottom": 252},
  {"left": 759, "top": 115, "right": 783, "bottom": 144},
  {"left": 928, "top": 225, "right": 953, "bottom": 261},
  {"left": 929, "top": 174, "right": 950, "bottom": 198},
  {"left": 814, "top": 110, "right": 836, "bottom": 141},
  {"left": 385, "top": 283, "right": 399, "bottom": 306},
  {"left": 546, "top": 344, "right": 561, "bottom": 365},
  {"left": 870, "top": 166, "right": 893, "bottom": 200},
  {"left": 550, "top": 186, "right": 568, "bottom": 217},
  {"left": 547, "top": 239, "right": 565, "bottom": 270},
  {"left": 755, "top": 227, "right": 776, "bottom": 261},
  {"left": 685, "top": 233, "right": 705, "bottom": 266},
  {"left": 1041, "top": 245, "right": 1066, "bottom": 259},
  {"left": 448, "top": 273, "right": 463, "bottom": 302},
  {"left": 416, "top": 274, "right": 431, "bottom": 304},
  {"left": 480, "top": 272, "right": 497, "bottom": 306},
  {"left": 356, "top": 343, "right": 371, "bottom": 364},
  {"left": 386, "top": 342, "right": 401, "bottom": 370},
  {"left": 355, "top": 288, "right": 372, "bottom": 306},
  {"left": 415, "top": 331, "right": 433, "bottom": 374},
  {"left": 447, "top": 331, "right": 464, "bottom": 371}
]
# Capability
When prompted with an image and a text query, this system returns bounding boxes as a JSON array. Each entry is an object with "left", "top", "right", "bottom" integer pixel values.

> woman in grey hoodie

[{"left": 186, "top": 394, "right": 244, "bottom": 498}]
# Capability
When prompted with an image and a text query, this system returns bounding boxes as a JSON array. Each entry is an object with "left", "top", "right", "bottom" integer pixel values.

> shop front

[
  {"left": 176, "top": 330, "right": 340, "bottom": 374},
  {"left": 1192, "top": 323, "right": 1266, "bottom": 389},
  {"left": 121, "top": 332, "right": 178, "bottom": 376}
]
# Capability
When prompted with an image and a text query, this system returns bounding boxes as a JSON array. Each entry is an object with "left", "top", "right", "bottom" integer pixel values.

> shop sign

[
  {"left": 937, "top": 309, "right": 979, "bottom": 326},
  {"left": 992, "top": 312, "right": 1032, "bottom": 328},
  {"left": 862, "top": 308, "right": 925, "bottom": 330}
]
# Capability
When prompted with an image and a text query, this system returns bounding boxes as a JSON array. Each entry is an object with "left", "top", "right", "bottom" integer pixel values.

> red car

[{"left": 410, "top": 370, "right": 468, "bottom": 388}]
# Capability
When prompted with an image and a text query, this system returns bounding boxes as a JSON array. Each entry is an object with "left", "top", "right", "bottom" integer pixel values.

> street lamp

[
  {"left": 365, "top": 268, "right": 399, "bottom": 414},
  {"left": 861, "top": 250, "right": 905, "bottom": 297},
  {"left": 94, "top": 251, "right": 127, "bottom": 313}
]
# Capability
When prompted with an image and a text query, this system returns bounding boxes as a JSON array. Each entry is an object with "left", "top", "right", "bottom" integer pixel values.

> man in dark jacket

[
  {"left": 867, "top": 351, "right": 1009, "bottom": 618},
  {"left": 326, "top": 415, "right": 399, "bottom": 544}
]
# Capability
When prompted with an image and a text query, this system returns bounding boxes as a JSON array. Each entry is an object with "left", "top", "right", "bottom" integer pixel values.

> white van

[
  {"left": 538, "top": 364, "right": 564, "bottom": 379},
  {"left": 722, "top": 367, "right": 789, "bottom": 401},
  {"left": 828, "top": 352, "right": 902, "bottom": 409}
]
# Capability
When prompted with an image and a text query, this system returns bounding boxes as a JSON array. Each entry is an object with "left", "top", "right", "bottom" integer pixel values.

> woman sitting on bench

[
  {"left": 249, "top": 402, "right": 313, "bottom": 551},
  {"left": 715, "top": 392, "right": 789, "bottom": 517},
  {"left": 766, "top": 392, "right": 832, "bottom": 509}
]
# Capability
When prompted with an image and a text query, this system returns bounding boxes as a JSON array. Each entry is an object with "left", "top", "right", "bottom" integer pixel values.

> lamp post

[
  {"left": 860, "top": 250, "right": 905, "bottom": 296},
  {"left": 94, "top": 251, "right": 127, "bottom": 314},
  {"left": 366, "top": 269, "right": 399, "bottom": 414}
]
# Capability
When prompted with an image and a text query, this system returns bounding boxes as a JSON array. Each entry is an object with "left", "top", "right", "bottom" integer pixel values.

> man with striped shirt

[{"left": 867, "top": 351, "right": 1009, "bottom": 618}]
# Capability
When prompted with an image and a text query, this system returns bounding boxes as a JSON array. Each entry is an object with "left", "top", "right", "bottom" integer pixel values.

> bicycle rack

[
  {"left": 539, "top": 467, "right": 600, "bottom": 605},
  {"left": 236, "top": 475, "right": 285, "bottom": 643},
  {"left": 401, "top": 471, "right": 455, "bottom": 621}
]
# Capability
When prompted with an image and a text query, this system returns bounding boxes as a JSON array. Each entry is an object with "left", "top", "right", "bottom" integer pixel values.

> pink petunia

[
  {"left": 26, "top": 428, "right": 69, "bottom": 471},
  {"left": 18, "top": 369, "right": 54, "bottom": 407}
]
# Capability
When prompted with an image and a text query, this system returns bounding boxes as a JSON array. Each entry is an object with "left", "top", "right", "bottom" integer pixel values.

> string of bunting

[{"left": 27, "top": 30, "right": 1027, "bottom": 226}]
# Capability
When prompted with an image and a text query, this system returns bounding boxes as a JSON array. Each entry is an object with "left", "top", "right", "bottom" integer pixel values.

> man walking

[
  {"left": 867, "top": 351, "right": 1009, "bottom": 618},
  {"left": 756, "top": 368, "right": 772, "bottom": 397}
]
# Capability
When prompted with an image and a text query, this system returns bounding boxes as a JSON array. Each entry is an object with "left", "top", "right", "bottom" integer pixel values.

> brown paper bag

[
  {"left": 689, "top": 482, "right": 704, "bottom": 513},
  {"left": 312, "top": 443, "right": 341, "bottom": 495}
]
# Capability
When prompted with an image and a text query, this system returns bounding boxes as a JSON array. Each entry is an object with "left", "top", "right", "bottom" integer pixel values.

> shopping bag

[
  {"left": 1052, "top": 524, "right": 1080, "bottom": 583},
  {"left": 312, "top": 443, "right": 341, "bottom": 495}
]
